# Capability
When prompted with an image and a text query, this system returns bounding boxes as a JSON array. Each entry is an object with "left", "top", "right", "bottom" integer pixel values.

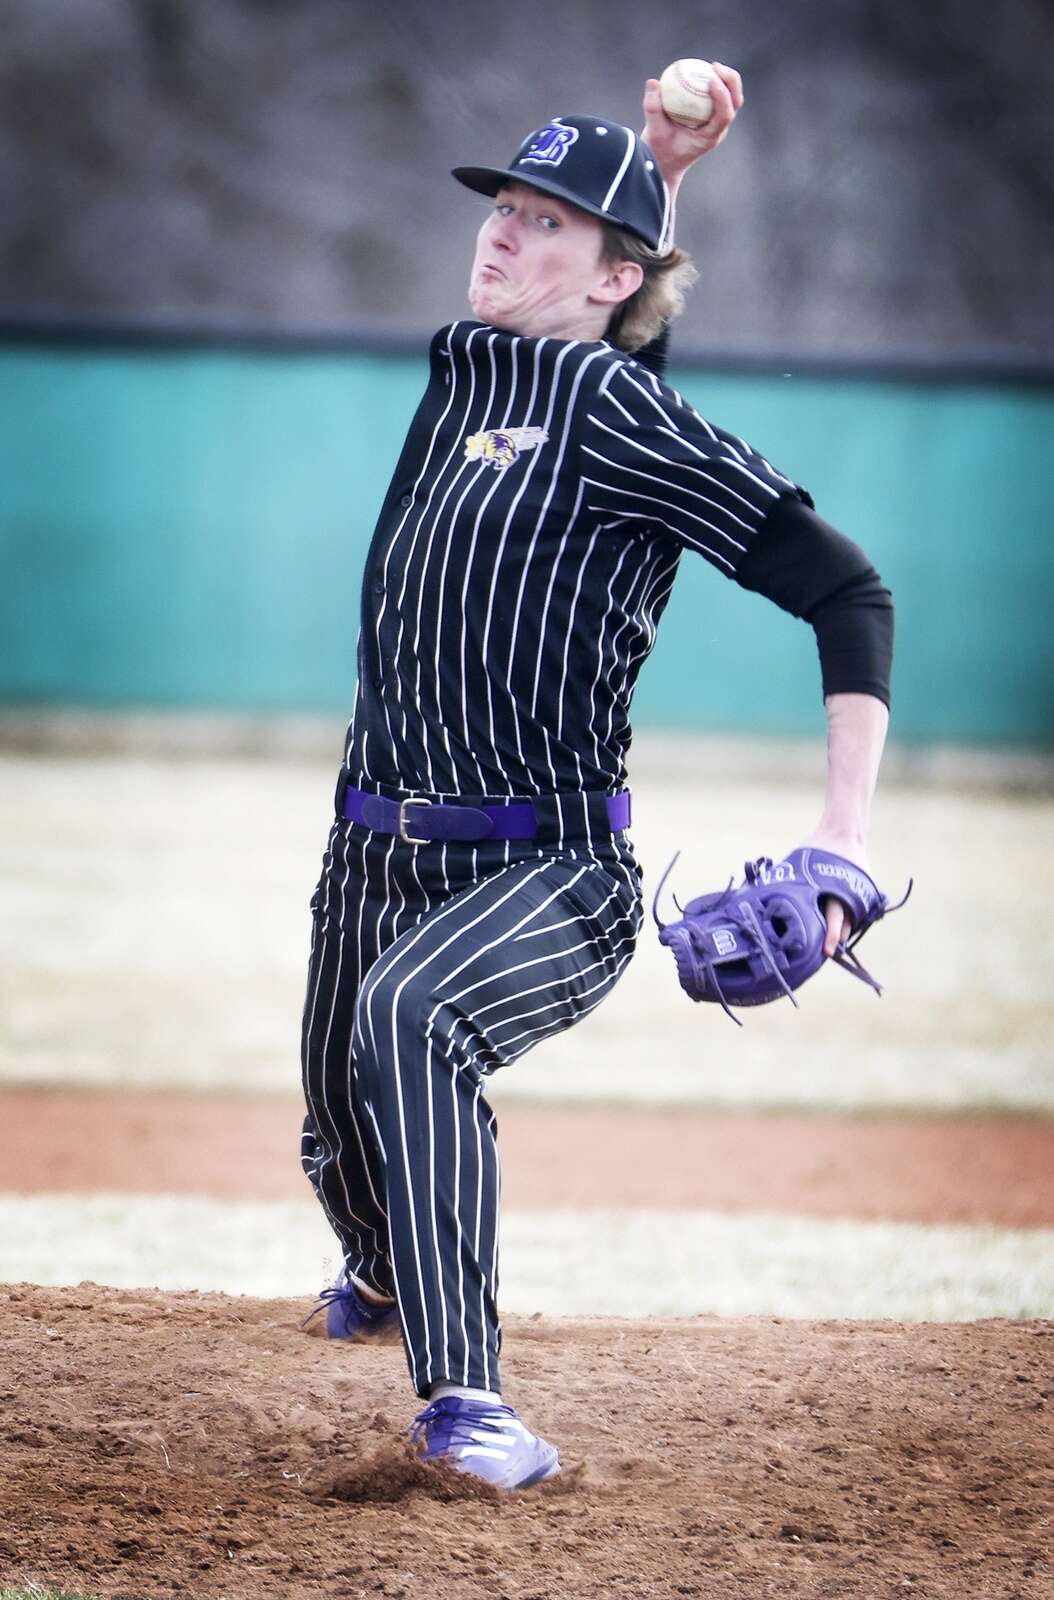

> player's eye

[
  {"left": 495, "top": 202, "right": 514, "bottom": 217},
  {"left": 538, "top": 214, "right": 561, "bottom": 231}
]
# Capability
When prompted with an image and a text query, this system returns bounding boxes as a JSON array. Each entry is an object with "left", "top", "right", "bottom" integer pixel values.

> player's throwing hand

[{"left": 641, "top": 63, "right": 744, "bottom": 182}]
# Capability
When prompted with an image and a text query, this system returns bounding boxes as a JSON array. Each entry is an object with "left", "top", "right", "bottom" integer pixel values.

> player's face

[{"left": 468, "top": 183, "right": 637, "bottom": 341}]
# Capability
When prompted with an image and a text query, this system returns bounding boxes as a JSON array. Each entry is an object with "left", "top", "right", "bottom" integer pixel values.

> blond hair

[{"left": 600, "top": 222, "right": 698, "bottom": 353}]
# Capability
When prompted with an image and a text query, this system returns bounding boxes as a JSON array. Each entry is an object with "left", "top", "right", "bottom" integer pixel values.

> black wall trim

[{"left": 2, "top": 309, "right": 1052, "bottom": 388}]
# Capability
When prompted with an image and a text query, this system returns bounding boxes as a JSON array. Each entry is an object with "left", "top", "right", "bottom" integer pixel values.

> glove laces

[
  {"left": 653, "top": 852, "right": 915, "bottom": 1020},
  {"left": 830, "top": 875, "right": 914, "bottom": 994}
]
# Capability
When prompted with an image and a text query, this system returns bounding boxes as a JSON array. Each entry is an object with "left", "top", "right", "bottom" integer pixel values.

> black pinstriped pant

[{"left": 299, "top": 794, "right": 641, "bottom": 1397}]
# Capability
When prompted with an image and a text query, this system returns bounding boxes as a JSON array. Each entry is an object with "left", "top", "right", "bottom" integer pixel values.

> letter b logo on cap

[{"left": 520, "top": 120, "right": 580, "bottom": 168}]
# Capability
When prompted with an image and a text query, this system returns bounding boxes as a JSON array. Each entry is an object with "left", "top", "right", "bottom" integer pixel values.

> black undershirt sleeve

[
  {"left": 734, "top": 493, "right": 894, "bottom": 707},
  {"left": 625, "top": 324, "right": 891, "bottom": 702},
  {"left": 631, "top": 323, "right": 671, "bottom": 380}
]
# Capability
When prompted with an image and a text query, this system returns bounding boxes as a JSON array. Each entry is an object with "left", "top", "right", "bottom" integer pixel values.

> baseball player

[{"left": 299, "top": 70, "right": 893, "bottom": 1489}]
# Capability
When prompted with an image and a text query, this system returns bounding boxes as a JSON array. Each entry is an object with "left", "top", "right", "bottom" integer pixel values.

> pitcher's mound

[{"left": 1, "top": 1284, "right": 1050, "bottom": 1598}]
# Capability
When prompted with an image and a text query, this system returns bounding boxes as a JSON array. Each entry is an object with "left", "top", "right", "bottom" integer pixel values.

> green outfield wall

[{"left": 1, "top": 340, "right": 1050, "bottom": 746}]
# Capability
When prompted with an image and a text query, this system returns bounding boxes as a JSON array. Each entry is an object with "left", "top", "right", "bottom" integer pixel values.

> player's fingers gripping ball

[{"left": 653, "top": 847, "right": 912, "bottom": 1024}]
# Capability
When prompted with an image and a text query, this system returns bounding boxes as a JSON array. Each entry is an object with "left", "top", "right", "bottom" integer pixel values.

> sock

[
  {"left": 348, "top": 1271, "right": 395, "bottom": 1308},
  {"left": 429, "top": 1383, "right": 503, "bottom": 1407}
]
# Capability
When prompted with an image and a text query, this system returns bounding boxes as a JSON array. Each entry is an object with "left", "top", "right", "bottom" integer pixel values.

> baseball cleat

[
  {"left": 409, "top": 1395, "right": 560, "bottom": 1490},
  {"left": 301, "top": 1270, "right": 401, "bottom": 1341}
]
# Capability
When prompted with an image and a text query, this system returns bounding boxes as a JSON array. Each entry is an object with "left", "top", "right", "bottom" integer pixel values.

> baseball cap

[{"left": 452, "top": 115, "right": 670, "bottom": 251}]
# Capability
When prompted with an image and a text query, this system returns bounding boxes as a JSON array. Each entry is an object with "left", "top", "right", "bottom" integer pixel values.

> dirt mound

[
  {"left": 311, "top": 1440, "right": 503, "bottom": 1507},
  {"left": 1, "top": 1285, "right": 1051, "bottom": 1599}
]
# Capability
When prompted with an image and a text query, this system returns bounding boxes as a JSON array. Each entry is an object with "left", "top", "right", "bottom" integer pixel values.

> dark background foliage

[{"left": 2, "top": 0, "right": 1052, "bottom": 359}]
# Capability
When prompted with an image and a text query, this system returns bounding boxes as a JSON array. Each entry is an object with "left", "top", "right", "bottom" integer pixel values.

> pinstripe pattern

[
  {"left": 301, "top": 823, "right": 641, "bottom": 1395},
  {"left": 347, "top": 320, "right": 803, "bottom": 800},
  {"left": 303, "top": 319, "right": 805, "bottom": 1395}
]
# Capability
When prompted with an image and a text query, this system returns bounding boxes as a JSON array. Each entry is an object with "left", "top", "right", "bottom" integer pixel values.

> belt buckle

[{"left": 398, "top": 796, "right": 431, "bottom": 844}]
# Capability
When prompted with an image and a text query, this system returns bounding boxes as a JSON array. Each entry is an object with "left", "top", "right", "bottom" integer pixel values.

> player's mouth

[{"left": 478, "top": 263, "right": 506, "bottom": 280}]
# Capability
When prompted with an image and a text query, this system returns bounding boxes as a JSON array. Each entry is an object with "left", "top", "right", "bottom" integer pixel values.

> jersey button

[
  {"left": 372, "top": 675, "right": 384, "bottom": 690},
  {"left": 371, "top": 578, "right": 384, "bottom": 597},
  {"left": 400, "top": 493, "right": 413, "bottom": 508}
]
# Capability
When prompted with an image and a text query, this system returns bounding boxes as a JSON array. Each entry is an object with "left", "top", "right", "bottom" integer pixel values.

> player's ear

[{"left": 589, "top": 258, "right": 644, "bottom": 308}]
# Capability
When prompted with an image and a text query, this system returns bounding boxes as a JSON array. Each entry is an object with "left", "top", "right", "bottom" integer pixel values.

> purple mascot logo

[{"left": 519, "top": 119, "right": 579, "bottom": 169}]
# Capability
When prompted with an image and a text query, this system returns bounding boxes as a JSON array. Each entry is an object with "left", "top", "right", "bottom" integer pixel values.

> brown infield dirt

[
  {"left": 1, "top": 1285, "right": 1052, "bottom": 1600},
  {"left": 7, "top": 1089, "right": 1054, "bottom": 1225}
]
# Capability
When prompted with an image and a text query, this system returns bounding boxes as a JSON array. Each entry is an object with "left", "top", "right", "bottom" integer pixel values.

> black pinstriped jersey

[{"left": 344, "top": 318, "right": 810, "bottom": 799}]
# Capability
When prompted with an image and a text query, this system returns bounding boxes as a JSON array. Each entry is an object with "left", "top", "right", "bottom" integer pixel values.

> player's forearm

[
  {"left": 812, "top": 693, "right": 889, "bottom": 855},
  {"left": 641, "top": 62, "right": 743, "bottom": 249},
  {"left": 663, "top": 173, "right": 683, "bottom": 246}
]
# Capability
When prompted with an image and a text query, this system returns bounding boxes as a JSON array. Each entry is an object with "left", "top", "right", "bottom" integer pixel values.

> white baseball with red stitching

[{"left": 658, "top": 59, "right": 715, "bottom": 128}]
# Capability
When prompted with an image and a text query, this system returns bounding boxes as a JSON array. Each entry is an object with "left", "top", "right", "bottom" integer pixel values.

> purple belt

[{"left": 342, "top": 785, "right": 631, "bottom": 844}]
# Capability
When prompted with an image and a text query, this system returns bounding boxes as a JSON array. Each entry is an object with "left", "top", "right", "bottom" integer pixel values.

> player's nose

[{"left": 489, "top": 210, "right": 518, "bottom": 251}]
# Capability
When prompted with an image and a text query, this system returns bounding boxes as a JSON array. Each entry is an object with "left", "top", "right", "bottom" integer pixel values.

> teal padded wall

[{"left": 1, "top": 342, "right": 1050, "bottom": 745}]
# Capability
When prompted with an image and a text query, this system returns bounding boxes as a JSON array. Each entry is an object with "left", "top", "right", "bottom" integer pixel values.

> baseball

[{"left": 658, "top": 59, "right": 715, "bottom": 128}]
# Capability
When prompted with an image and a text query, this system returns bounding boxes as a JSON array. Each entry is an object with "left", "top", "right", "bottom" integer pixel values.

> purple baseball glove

[{"left": 653, "top": 846, "right": 911, "bottom": 1024}]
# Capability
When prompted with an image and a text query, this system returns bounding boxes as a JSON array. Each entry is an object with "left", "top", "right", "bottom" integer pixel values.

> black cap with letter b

[{"left": 452, "top": 115, "right": 670, "bottom": 251}]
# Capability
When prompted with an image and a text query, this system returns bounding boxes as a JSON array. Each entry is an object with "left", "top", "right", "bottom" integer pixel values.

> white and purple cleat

[
  {"left": 410, "top": 1395, "right": 560, "bottom": 1490},
  {"left": 302, "top": 1271, "right": 401, "bottom": 1341}
]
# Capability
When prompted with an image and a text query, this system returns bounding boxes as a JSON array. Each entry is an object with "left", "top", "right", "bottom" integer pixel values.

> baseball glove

[{"left": 653, "top": 846, "right": 911, "bottom": 1024}]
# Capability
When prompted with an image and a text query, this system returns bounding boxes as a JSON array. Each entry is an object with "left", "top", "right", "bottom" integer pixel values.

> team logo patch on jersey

[
  {"left": 464, "top": 427, "right": 549, "bottom": 471},
  {"left": 519, "top": 120, "right": 579, "bottom": 168}
]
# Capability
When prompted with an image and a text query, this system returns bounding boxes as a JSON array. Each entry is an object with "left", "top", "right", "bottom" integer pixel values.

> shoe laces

[
  {"left": 410, "top": 1397, "right": 518, "bottom": 1453},
  {"left": 300, "top": 1278, "right": 393, "bottom": 1331}
]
